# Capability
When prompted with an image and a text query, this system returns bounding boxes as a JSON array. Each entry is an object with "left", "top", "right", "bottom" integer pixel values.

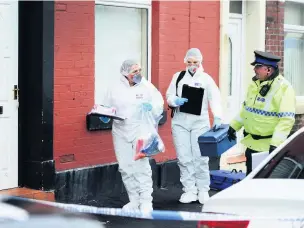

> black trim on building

[
  {"left": 18, "top": 1, "right": 55, "bottom": 190},
  {"left": 55, "top": 158, "right": 220, "bottom": 205}
]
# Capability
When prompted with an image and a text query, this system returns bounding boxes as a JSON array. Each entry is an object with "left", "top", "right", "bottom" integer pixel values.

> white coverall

[
  {"left": 103, "top": 64, "right": 164, "bottom": 210},
  {"left": 166, "top": 50, "right": 222, "bottom": 204}
]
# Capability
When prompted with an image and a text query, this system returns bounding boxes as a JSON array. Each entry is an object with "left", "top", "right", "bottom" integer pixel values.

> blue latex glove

[
  {"left": 212, "top": 117, "right": 222, "bottom": 130},
  {"left": 175, "top": 97, "right": 188, "bottom": 106},
  {"left": 142, "top": 103, "right": 152, "bottom": 112},
  {"left": 142, "top": 137, "right": 159, "bottom": 155},
  {"left": 99, "top": 116, "right": 111, "bottom": 123}
]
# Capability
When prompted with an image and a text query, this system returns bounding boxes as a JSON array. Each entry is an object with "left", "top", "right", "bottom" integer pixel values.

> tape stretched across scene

[{"left": 6, "top": 196, "right": 304, "bottom": 223}]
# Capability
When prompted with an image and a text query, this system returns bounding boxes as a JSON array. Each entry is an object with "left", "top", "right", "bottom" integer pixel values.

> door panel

[
  {"left": 224, "top": 17, "right": 244, "bottom": 156},
  {"left": 226, "top": 18, "right": 242, "bottom": 123},
  {"left": 0, "top": 1, "right": 19, "bottom": 190}
]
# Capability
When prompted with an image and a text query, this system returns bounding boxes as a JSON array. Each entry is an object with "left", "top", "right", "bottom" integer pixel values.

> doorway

[
  {"left": 224, "top": 13, "right": 246, "bottom": 157},
  {"left": 0, "top": 1, "right": 19, "bottom": 190}
]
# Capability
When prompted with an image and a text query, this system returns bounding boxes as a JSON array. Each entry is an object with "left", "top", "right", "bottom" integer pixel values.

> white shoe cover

[
  {"left": 198, "top": 191, "right": 210, "bottom": 204},
  {"left": 179, "top": 192, "right": 197, "bottom": 203},
  {"left": 122, "top": 201, "right": 139, "bottom": 210}
]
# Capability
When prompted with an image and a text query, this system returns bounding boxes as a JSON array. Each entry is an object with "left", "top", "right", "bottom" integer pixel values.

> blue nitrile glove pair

[
  {"left": 175, "top": 97, "right": 188, "bottom": 106},
  {"left": 212, "top": 117, "right": 222, "bottom": 131},
  {"left": 142, "top": 103, "right": 152, "bottom": 112},
  {"left": 141, "top": 136, "right": 159, "bottom": 156},
  {"left": 99, "top": 116, "right": 111, "bottom": 123}
]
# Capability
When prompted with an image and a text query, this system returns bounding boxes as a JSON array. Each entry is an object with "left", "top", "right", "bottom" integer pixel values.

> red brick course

[
  {"left": 265, "top": 0, "right": 285, "bottom": 71},
  {"left": 54, "top": 1, "right": 220, "bottom": 171}
]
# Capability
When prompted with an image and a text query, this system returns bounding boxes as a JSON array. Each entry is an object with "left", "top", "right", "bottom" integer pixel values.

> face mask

[
  {"left": 188, "top": 65, "right": 199, "bottom": 74},
  {"left": 132, "top": 74, "right": 142, "bottom": 84}
]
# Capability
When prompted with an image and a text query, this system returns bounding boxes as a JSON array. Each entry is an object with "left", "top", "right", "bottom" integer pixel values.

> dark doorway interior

[{"left": 18, "top": 1, "right": 55, "bottom": 190}]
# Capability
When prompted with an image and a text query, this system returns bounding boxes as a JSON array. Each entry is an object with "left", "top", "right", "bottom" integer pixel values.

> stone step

[{"left": 0, "top": 187, "right": 54, "bottom": 201}]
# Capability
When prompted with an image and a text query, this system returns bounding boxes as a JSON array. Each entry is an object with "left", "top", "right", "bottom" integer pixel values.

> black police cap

[{"left": 251, "top": 50, "right": 281, "bottom": 67}]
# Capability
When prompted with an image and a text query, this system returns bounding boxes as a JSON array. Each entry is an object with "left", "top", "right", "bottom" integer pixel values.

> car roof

[{"left": 203, "top": 179, "right": 304, "bottom": 217}]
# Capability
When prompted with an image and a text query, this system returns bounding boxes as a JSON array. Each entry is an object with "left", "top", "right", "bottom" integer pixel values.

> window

[
  {"left": 284, "top": 1, "right": 304, "bottom": 97},
  {"left": 254, "top": 150, "right": 304, "bottom": 179},
  {"left": 229, "top": 0, "right": 242, "bottom": 14},
  {"left": 94, "top": 0, "right": 151, "bottom": 104},
  {"left": 254, "top": 131, "right": 304, "bottom": 179}
]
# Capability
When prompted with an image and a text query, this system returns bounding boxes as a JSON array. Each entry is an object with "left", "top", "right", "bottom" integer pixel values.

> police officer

[{"left": 227, "top": 50, "right": 296, "bottom": 175}]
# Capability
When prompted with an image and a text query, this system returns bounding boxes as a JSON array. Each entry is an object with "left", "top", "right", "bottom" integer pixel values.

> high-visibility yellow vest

[{"left": 230, "top": 74, "right": 296, "bottom": 152}]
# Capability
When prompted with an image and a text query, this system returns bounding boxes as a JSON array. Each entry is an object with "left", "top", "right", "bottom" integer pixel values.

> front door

[
  {"left": 0, "top": 1, "right": 19, "bottom": 190},
  {"left": 226, "top": 17, "right": 243, "bottom": 123},
  {"left": 224, "top": 17, "right": 245, "bottom": 156}
]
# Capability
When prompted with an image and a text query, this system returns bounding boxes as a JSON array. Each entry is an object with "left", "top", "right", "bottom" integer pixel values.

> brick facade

[
  {"left": 265, "top": 0, "right": 285, "bottom": 71},
  {"left": 265, "top": 0, "right": 304, "bottom": 135},
  {"left": 53, "top": 1, "right": 220, "bottom": 171},
  {"left": 54, "top": 1, "right": 115, "bottom": 171}
]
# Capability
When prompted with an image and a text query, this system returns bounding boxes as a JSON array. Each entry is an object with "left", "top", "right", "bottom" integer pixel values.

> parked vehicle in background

[{"left": 199, "top": 127, "right": 304, "bottom": 228}]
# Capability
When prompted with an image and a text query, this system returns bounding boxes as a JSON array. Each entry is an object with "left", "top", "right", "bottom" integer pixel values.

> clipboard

[
  {"left": 88, "top": 105, "right": 126, "bottom": 121},
  {"left": 179, "top": 84, "right": 204, "bottom": 115},
  {"left": 88, "top": 112, "right": 126, "bottom": 121}
]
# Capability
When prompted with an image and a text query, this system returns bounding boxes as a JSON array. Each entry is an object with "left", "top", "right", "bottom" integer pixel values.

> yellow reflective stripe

[
  {"left": 272, "top": 132, "right": 287, "bottom": 141},
  {"left": 234, "top": 114, "right": 243, "bottom": 124},
  {"left": 230, "top": 119, "right": 243, "bottom": 131},
  {"left": 263, "top": 80, "right": 283, "bottom": 111},
  {"left": 271, "top": 132, "right": 288, "bottom": 146}
]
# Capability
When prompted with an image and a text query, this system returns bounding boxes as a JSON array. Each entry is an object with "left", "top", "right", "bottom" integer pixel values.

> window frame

[
  {"left": 94, "top": 0, "right": 152, "bottom": 82},
  {"left": 284, "top": 0, "right": 304, "bottom": 109},
  {"left": 286, "top": 0, "right": 304, "bottom": 4}
]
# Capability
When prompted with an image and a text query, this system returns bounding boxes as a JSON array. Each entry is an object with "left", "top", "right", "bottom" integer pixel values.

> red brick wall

[
  {"left": 265, "top": 1, "right": 304, "bottom": 136},
  {"left": 265, "top": 0, "right": 285, "bottom": 70},
  {"left": 54, "top": 1, "right": 220, "bottom": 171},
  {"left": 54, "top": 1, "right": 115, "bottom": 171},
  {"left": 152, "top": 1, "right": 220, "bottom": 162}
]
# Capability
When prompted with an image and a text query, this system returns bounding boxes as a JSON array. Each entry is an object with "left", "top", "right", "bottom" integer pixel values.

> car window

[
  {"left": 254, "top": 131, "right": 304, "bottom": 179},
  {"left": 255, "top": 151, "right": 304, "bottom": 179}
]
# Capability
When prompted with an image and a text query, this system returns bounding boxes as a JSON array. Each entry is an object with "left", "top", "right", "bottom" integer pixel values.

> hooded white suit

[
  {"left": 166, "top": 48, "right": 222, "bottom": 204},
  {"left": 103, "top": 60, "right": 164, "bottom": 210}
]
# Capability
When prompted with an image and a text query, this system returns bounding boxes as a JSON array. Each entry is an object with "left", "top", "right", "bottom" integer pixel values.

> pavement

[
  {"left": 92, "top": 158, "right": 245, "bottom": 228},
  {"left": 94, "top": 186, "right": 218, "bottom": 228}
]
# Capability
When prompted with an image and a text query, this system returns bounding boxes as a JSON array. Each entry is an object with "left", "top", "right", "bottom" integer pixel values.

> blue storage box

[
  {"left": 210, "top": 169, "right": 246, "bottom": 191},
  {"left": 198, "top": 124, "right": 236, "bottom": 157}
]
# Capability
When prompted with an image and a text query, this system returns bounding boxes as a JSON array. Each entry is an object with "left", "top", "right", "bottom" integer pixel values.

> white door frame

[
  {"left": 229, "top": 5, "right": 246, "bottom": 103},
  {"left": 225, "top": 1, "right": 246, "bottom": 156},
  {"left": 226, "top": 16, "right": 243, "bottom": 123},
  {"left": 0, "top": 0, "right": 19, "bottom": 190}
]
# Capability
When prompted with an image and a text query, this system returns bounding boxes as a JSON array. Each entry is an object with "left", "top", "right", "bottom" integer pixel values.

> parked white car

[{"left": 199, "top": 127, "right": 304, "bottom": 228}]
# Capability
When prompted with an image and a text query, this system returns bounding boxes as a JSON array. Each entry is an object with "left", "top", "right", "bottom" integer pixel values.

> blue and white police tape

[{"left": 8, "top": 196, "right": 304, "bottom": 223}]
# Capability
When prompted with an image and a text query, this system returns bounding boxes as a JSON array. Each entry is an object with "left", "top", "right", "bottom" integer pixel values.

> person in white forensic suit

[
  {"left": 166, "top": 48, "right": 223, "bottom": 204},
  {"left": 101, "top": 60, "right": 164, "bottom": 211}
]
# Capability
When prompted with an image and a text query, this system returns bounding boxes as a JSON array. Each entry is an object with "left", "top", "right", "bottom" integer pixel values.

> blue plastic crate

[{"left": 198, "top": 124, "right": 236, "bottom": 157}]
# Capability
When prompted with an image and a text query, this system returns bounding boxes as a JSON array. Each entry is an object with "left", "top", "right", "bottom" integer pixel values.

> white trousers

[
  {"left": 112, "top": 132, "right": 153, "bottom": 204},
  {"left": 172, "top": 112, "right": 210, "bottom": 194}
]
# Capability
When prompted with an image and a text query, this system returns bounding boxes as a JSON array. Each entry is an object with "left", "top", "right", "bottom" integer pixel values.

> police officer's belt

[{"left": 243, "top": 130, "right": 272, "bottom": 140}]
